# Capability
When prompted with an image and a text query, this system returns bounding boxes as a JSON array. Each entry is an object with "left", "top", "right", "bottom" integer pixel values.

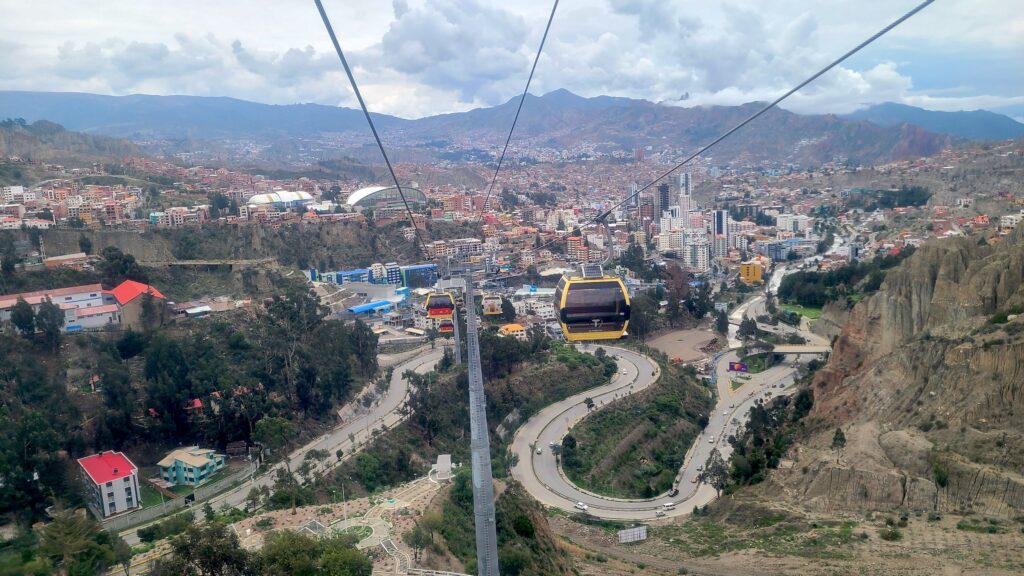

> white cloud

[{"left": 0, "top": 0, "right": 1019, "bottom": 118}]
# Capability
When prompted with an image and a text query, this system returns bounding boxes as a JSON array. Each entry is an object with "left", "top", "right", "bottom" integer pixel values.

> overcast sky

[{"left": 1, "top": 0, "right": 1021, "bottom": 120}]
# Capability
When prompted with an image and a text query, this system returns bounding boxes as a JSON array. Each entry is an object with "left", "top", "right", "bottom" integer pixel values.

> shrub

[
  {"left": 879, "top": 528, "right": 903, "bottom": 541},
  {"left": 932, "top": 460, "right": 949, "bottom": 488},
  {"left": 255, "top": 517, "right": 275, "bottom": 530}
]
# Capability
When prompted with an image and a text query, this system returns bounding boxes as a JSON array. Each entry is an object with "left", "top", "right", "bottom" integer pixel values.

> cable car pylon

[{"left": 452, "top": 259, "right": 500, "bottom": 576}]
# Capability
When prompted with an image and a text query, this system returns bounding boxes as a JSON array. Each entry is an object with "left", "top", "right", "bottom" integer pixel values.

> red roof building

[
  {"left": 78, "top": 451, "right": 142, "bottom": 518},
  {"left": 78, "top": 451, "right": 135, "bottom": 484},
  {"left": 109, "top": 280, "right": 166, "bottom": 306}
]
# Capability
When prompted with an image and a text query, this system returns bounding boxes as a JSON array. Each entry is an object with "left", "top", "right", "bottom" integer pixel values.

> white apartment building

[{"left": 78, "top": 451, "right": 142, "bottom": 518}]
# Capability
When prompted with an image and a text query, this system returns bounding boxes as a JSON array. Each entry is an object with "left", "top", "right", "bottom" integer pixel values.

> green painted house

[{"left": 157, "top": 447, "right": 226, "bottom": 486}]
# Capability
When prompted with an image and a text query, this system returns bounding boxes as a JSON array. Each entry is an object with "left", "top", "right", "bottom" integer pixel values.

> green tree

[
  {"left": 254, "top": 416, "right": 297, "bottom": 471},
  {"left": 260, "top": 530, "right": 371, "bottom": 576},
  {"left": 831, "top": 428, "right": 847, "bottom": 462},
  {"left": 151, "top": 522, "right": 257, "bottom": 576},
  {"left": 737, "top": 317, "right": 759, "bottom": 340},
  {"left": 501, "top": 297, "right": 517, "bottom": 322},
  {"left": 10, "top": 296, "right": 35, "bottom": 336},
  {"left": 77, "top": 233, "right": 92, "bottom": 255},
  {"left": 0, "top": 241, "right": 16, "bottom": 276},
  {"left": 35, "top": 298, "right": 64, "bottom": 350},
  {"left": 99, "top": 246, "right": 147, "bottom": 287},
  {"left": 700, "top": 447, "right": 729, "bottom": 498},
  {"left": 39, "top": 510, "right": 123, "bottom": 576},
  {"left": 666, "top": 297, "right": 683, "bottom": 328},
  {"left": 715, "top": 309, "right": 729, "bottom": 335},
  {"left": 140, "top": 291, "right": 160, "bottom": 329}
]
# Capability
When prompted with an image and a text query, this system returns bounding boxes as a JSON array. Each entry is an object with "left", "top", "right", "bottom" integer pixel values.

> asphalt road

[
  {"left": 511, "top": 295, "right": 821, "bottom": 520},
  {"left": 121, "top": 347, "right": 443, "bottom": 545}
]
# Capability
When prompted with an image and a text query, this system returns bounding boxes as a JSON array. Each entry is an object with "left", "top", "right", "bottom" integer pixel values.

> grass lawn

[
  {"left": 169, "top": 484, "right": 194, "bottom": 496},
  {"left": 139, "top": 484, "right": 166, "bottom": 508},
  {"left": 738, "top": 354, "right": 772, "bottom": 374},
  {"left": 781, "top": 303, "right": 823, "bottom": 320}
]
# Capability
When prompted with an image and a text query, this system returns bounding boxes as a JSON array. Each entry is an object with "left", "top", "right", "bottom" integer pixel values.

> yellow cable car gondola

[
  {"left": 481, "top": 294, "right": 503, "bottom": 316},
  {"left": 553, "top": 264, "right": 630, "bottom": 342},
  {"left": 438, "top": 318, "right": 455, "bottom": 334},
  {"left": 425, "top": 292, "right": 455, "bottom": 319}
]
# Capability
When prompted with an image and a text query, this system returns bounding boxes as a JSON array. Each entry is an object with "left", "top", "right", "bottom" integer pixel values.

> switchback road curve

[{"left": 511, "top": 336, "right": 812, "bottom": 520}]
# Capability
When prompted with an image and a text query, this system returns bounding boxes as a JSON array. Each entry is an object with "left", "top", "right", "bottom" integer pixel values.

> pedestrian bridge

[{"left": 773, "top": 344, "right": 830, "bottom": 355}]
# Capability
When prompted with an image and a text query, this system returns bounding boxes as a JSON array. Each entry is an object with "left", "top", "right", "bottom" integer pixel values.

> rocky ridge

[{"left": 779, "top": 227, "right": 1024, "bottom": 516}]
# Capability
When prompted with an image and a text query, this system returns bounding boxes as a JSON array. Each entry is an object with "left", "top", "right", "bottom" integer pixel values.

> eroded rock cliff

[{"left": 779, "top": 227, "right": 1024, "bottom": 517}]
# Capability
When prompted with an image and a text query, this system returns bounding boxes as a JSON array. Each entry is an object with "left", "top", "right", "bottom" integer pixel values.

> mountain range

[
  {"left": 1, "top": 89, "right": 1020, "bottom": 167},
  {"left": 844, "top": 102, "right": 1024, "bottom": 140}
]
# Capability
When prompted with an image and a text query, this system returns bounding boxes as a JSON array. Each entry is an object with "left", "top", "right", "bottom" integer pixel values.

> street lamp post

[{"left": 342, "top": 479, "right": 348, "bottom": 525}]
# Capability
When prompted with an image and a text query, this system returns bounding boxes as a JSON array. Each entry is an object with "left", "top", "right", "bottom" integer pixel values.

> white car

[
  {"left": 536, "top": 448, "right": 543, "bottom": 455},
  {"left": 708, "top": 436, "right": 715, "bottom": 444},
  {"left": 575, "top": 502, "right": 589, "bottom": 511}
]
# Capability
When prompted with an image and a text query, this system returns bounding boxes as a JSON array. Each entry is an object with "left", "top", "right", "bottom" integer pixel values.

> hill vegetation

[
  {"left": 0, "top": 118, "right": 139, "bottom": 164},
  {"left": 0, "top": 276, "right": 378, "bottom": 525},
  {"left": 151, "top": 521, "right": 372, "bottom": 576},
  {"left": 561, "top": 348, "right": 712, "bottom": 498},
  {"left": 429, "top": 470, "right": 573, "bottom": 576},
  {"left": 778, "top": 247, "right": 916, "bottom": 308},
  {"left": 326, "top": 333, "right": 614, "bottom": 497}
]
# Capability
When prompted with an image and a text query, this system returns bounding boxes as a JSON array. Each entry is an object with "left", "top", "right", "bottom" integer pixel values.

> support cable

[
  {"left": 476, "top": 0, "right": 560, "bottom": 222},
  {"left": 314, "top": 0, "right": 427, "bottom": 255},
  {"left": 514, "top": 0, "right": 935, "bottom": 263}
]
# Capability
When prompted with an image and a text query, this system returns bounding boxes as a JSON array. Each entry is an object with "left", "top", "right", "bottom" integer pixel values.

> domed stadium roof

[
  {"left": 247, "top": 190, "right": 314, "bottom": 206},
  {"left": 346, "top": 186, "right": 426, "bottom": 208}
]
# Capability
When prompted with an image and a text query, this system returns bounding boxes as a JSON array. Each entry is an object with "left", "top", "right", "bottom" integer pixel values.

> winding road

[{"left": 510, "top": 288, "right": 825, "bottom": 520}]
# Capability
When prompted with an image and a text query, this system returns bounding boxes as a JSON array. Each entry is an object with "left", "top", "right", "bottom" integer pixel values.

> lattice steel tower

[{"left": 463, "top": 277, "right": 500, "bottom": 575}]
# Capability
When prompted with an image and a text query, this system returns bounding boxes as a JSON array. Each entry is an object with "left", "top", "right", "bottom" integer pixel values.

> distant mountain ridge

[
  {"left": 0, "top": 89, "right": 999, "bottom": 166},
  {"left": 845, "top": 102, "right": 1024, "bottom": 140}
]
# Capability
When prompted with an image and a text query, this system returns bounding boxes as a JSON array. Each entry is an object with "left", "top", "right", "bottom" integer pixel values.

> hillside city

[{"left": 1, "top": 2, "right": 1024, "bottom": 576}]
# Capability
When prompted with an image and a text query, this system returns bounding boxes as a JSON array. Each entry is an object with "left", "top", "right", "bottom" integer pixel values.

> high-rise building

[
  {"left": 712, "top": 235, "right": 729, "bottom": 258},
  {"left": 656, "top": 183, "right": 671, "bottom": 216},
  {"left": 678, "top": 173, "right": 693, "bottom": 224},
  {"left": 683, "top": 228, "right": 710, "bottom": 273},
  {"left": 659, "top": 206, "right": 684, "bottom": 233},
  {"left": 713, "top": 210, "right": 729, "bottom": 238},
  {"left": 679, "top": 172, "right": 691, "bottom": 196},
  {"left": 626, "top": 182, "right": 639, "bottom": 208}
]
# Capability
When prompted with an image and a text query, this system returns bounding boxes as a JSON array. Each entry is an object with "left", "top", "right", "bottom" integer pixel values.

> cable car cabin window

[{"left": 561, "top": 281, "right": 629, "bottom": 324}]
